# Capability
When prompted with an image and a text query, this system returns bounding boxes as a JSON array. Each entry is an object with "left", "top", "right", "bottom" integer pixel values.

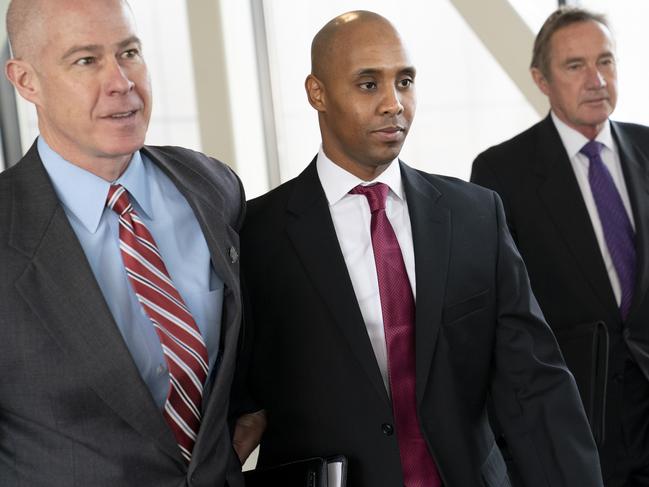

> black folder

[
  {"left": 554, "top": 320, "right": 609, "bottom": 445},
  {"left": 243, "top": 455, "right": 347, "bottom": 487}
]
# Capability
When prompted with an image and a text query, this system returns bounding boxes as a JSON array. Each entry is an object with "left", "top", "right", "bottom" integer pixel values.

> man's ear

[
  {"left": 305, "top": 74, "right": 326, "bottom": 112},
  {"left": 530, "top": 67, "right": 550, "bottom": 97},
  {"left": 5, "top": 59, "right": 41, "bottom": 105}
]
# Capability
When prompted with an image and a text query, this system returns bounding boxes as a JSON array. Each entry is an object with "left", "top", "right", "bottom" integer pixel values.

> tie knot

[
  {"left": 106, "top": 184, "right": 132, "bottom": 216},
  {"left": 580, "top": 140, "right": 604, "bottom": 160},
  {"left": 349, "top": 182, "right": 389, "bottom": 212}
]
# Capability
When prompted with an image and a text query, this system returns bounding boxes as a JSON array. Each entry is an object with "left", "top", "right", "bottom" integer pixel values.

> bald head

[
  {"left": 311, "top": 10, "right": 401, "bottom": 82},
  {"left": 6, "top": 0, "right": 46, "bottom": 59},
  {"left": 305, "top": 10, "right": 415, "bottom": 180},
  {"left": 6, "top": 0, "right": 132, "bottom": 60}
]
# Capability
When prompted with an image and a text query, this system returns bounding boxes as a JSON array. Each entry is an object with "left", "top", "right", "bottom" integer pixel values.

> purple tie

[
  {"left": 581, "top": 140, "right": 636, "bottom": 320},
  {"left": 350, "top": 183, "right": 441, "bottom": 487}
]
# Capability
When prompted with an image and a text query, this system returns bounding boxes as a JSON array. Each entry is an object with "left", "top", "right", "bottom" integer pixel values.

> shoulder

[
  {"left": 144, "top": 144, "right": 242, "bottom": 198},
  {"left": 144, "top": 145, "right": 236, "bottom": 180},
  {"left": 612, "top": 120, "right": 649, "bottom": 150},
  {"left": 473, "top": 119, "right": 547, "bottom": 169},
  {"left": 404, "top": 164, "right": 498, "bottom": 212},
  {"left": 613, "top": 120, "right": 649, "bottom": 136},
  {"left": 0, "top": 149, "right": 42, "bottom": 213},
  {"left": 245, "top": 177, "right": 300, "bottom": 223},
  {"left": 143, "top": 145, "right": 245, "bottom": 228}
]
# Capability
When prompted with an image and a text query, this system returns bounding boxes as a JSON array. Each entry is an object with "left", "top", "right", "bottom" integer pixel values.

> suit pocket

[
  {"left": 442, "top": 289, "right": 489, "bottom": 325},
  {"left": 481, "top": 443, "right": 512, "bottom": 487}
]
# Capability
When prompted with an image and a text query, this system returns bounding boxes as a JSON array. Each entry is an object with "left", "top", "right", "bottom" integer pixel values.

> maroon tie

[
  {"left": 106, "top": 184, "right": 208, "bottom": 463},
  {"left": 350, "top": 183, "right": 441, "bottom": 487}
]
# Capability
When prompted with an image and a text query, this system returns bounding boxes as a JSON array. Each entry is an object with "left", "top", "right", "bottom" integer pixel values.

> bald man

[
  {"left": 239, "top": 10, "right": 602, "bottom": 487},
  {"left": 0, "top": 1, "right": 251, "bottom": 485}
]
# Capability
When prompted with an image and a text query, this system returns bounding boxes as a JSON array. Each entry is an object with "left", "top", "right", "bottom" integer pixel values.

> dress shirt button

[{"left": 382, "top": 423, "right": 394, "bottom": 436}]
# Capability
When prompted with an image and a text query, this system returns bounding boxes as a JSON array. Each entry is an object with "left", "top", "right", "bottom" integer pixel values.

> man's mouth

[{"left": 108, "top": 110, "right": 137, "bottom": 119}]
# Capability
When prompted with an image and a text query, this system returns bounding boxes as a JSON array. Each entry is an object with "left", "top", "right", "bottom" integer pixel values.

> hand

[{"left": 232, "top": 409, "right": 267, "bottom": 464}]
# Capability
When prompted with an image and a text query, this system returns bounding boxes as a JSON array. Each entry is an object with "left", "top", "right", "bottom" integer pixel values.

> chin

[{"left": 101, "top": 138, "right": 146, "bottom": 158}]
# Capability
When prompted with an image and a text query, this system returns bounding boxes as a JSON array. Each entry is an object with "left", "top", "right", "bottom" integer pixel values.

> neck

[{"left": 39, "top": 137, "right": 132, "bottom": 182}]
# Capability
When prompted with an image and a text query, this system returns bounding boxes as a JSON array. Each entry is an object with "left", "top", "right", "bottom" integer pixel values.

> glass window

[
  {"left": 578, "top": 1, "right": 649, "bottom": 126},
  {"left": 507, "top": 0, "right": 558, "bottom": 32},
  {"left": 262, "top": 1, "right": 546, "bottom": 182}
]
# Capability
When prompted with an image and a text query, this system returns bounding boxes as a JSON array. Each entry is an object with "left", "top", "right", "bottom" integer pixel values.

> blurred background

[{"left": 0, "top": 0, "right": 646, "bottom": 196}]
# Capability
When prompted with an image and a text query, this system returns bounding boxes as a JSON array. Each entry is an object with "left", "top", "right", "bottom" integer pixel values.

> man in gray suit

[{"left": 0, "top": 0, "right": 256, "bottom": 485}]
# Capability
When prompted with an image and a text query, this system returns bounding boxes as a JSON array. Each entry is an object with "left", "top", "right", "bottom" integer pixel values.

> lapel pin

[{"left": 229, "top": 246, "right": 239, "bottom": 264}]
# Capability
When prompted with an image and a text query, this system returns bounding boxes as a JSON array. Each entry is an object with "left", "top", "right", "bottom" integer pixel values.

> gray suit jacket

[{"left": 0, "top": 142, "right": 245, "bottom": 487}]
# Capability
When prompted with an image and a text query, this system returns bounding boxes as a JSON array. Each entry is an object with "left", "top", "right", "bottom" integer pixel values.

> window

[
  {"left": 577, "top": 1, "right": 649, "bottom": 126},
  {"left": 261, "top": 1, "right": 548, "bottom": 182}
]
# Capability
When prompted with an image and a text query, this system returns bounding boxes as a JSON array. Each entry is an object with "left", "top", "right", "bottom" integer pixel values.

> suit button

[{"left": 382, "top": 423, "right": 394, "bottom": 436}]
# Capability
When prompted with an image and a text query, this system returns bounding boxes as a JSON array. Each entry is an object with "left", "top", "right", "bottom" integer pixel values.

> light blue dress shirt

[{"left": 38, "top": 137, "right": 223, "bottom": 409}]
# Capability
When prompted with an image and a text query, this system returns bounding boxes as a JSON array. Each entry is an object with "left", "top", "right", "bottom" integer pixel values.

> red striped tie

[{"left": 106, "top": 184, "right": 208, "bottom": 463}]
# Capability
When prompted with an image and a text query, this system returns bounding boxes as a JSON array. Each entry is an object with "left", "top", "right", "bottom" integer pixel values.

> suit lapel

[
  {"left": 400, "top": 164, "right": 450, "bottom": 406},
  {"left": 11, "top": 145, "right": 181, "bottom": 463},
  {"left": 613, "top": 123, "right": 649, "bottom": 320},
  {"left": 285, "top": 161, "right": 390, "bottom": 406},
  {"left": 534, "top": 117, "right": 619, "bottom": 320},
  {"left": 141, "top": 147, "right": 242, "bottom": 458},
  {"left": 142, "top": 147, "right": 239, "bottom": 302}
]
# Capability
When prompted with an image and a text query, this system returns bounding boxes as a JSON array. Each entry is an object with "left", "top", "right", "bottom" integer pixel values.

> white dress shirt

[
  {"left": 316, "top": 147, "right": 415, "bottom": 392},
  {"left": 552, "top": 111, "right": 635, "bottom": 305}
]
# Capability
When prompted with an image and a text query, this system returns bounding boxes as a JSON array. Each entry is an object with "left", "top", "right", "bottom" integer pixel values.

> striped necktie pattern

[{"left": 106, "top": 184, "right": 209, "bottom": 463}]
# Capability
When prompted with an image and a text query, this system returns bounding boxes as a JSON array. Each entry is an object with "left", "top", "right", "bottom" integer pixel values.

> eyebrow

[
  {"left": 355, "top": 66, "right": 417, "bottom": 77},
  {"left": 61, "top": 35, "right": 142, "bottom": 61},
  {"left": 563, "top": 50, "right": 615, "bottom": 65}
]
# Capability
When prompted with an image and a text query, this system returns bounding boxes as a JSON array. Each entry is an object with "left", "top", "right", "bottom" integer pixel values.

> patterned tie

[
  {"left": 106, "top": 184, "right": 208, "bottom": 463},
  {"left": 350, "top": 183, "right": 441, "bottom": 487},
  {"left": 581, "top": 140, "right": 636, "bottom": 320}
]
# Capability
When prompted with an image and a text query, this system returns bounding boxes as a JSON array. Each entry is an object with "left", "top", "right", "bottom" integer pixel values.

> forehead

[
  {"left": 549, "top": 20, "right": 614, "bottom": 59},
  {"left": 335, "top": 23, "right": 411, "bottom": 72},
  {"left": 39, "top": 0, "right": 137, "bottom": 54}
]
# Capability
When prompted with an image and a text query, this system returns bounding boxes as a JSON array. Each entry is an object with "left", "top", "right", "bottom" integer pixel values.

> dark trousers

[{"left": 606, "top": 360, "right": 649, "bottom": 487}]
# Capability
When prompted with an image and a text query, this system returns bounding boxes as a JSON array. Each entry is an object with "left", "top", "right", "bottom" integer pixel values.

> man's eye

[
  {"left": 360, "top": 82, "right": 376, "bottom": 90},
  {"left": 75, "top": 57, "right": 95, "bottom": 66},
  {"left": 121, "top": 49, "right": 140, "bottom": 59},
  {"left": 398, "top": 78, "right": 413, "bottom": 88}
]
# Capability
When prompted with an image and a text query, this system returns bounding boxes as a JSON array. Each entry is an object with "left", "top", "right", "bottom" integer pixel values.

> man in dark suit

[
  {"left": 240, "top": 10, "right": 603, "bottom": 487},
  {"left": 471, "top": 7, "right": 649, "bottom": 486},
  {"left": 0, "top": 0, "right": 254, "bottom": 485}
]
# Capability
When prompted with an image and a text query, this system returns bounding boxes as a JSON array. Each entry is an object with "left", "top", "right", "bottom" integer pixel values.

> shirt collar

[
  {"left": 551, "top": 111, "right": 614, "bottom": 159},
  {"left": 315, "top": 146, "right": 404, "bottom": 206},
  {"left": 38, "top": 137, "right": 151, "bottom": 233}
]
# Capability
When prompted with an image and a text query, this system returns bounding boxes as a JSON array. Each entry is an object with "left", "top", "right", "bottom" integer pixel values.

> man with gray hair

[
  {"left": 472, "top": 7, "right": 649, "bottom": 486},
  {"left": 0, "top": 0, "right": 256, "bottom": 485}
]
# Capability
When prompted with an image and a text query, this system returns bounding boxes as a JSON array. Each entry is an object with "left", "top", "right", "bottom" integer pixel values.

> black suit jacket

[
  {"left": 471, "top": 115, "right": 649, "bottom": 478},
  {"left": 241, "top": 159, "right": 602, "bottom": 487},
  {"left": 0, "top": 142, "right": 245, "bottom": 487}
]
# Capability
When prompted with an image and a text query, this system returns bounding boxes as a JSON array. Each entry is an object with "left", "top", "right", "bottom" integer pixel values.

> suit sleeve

[{"left": 489, "top": 192, "right": 603, "bottom": 487}]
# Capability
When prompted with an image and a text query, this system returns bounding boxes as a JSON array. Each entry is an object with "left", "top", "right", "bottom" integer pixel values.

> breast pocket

[{"left": 441, "top": 289, "right": 489, "bottom": 325}]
